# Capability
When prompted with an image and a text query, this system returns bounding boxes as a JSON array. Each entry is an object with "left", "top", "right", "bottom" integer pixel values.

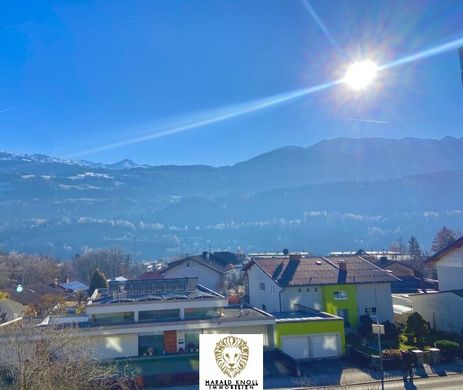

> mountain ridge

[{"left": 1, "top": 136, "right": 463, "bottom": 258}]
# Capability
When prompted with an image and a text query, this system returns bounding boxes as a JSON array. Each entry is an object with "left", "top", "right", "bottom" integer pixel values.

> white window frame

[{"left": 334, "top": 290, "right": 348, "bottom": 300}]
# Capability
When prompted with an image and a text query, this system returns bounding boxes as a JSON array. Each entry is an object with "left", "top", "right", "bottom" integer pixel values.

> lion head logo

[{"left": 214, "top": 336, "right": 249, "bottom": 378}]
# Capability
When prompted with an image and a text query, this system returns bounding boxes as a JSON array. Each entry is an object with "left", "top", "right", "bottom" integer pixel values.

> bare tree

[{"left": 0, "top": 321, "right": 133, "bottom": 390}]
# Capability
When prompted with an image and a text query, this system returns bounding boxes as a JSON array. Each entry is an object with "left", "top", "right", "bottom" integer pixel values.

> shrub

[
  {"left": 382, "top": 321, "right": 400, "bottom": 348},
  {"left": 359, "top": 315, "right": 373, "bottom": 338},
  {"left": 435, "top": 340, "right": 460, "bottom": 361},
  {"left": 405, "top": 312, "right": 429, "bottom": 342}
]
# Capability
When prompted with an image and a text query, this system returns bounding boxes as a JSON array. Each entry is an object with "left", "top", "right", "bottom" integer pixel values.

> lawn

[{"left": 115, "top": 355, "right": 199, "bottom": 376}]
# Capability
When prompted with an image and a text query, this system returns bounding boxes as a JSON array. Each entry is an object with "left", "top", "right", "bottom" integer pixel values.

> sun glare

[{"left": 344, "top": 60, "right": 378, "bottom": 90}]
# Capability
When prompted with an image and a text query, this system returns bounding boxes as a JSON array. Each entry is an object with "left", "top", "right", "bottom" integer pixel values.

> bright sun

[{"left": 344, "top": 60, "right": 378, "bottom": 90}]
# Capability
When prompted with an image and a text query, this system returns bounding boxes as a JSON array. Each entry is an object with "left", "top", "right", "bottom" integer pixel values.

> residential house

[
  {"left": 55, "top": 277, "right": 273, "bottom": 359},
  {"left": 2, "top": 282, "right": 68, "bottom": 316},
  {"left": 372, "top": 256, "right": 437, "bottom": 293},
  {"left": 244, "top": 254, "right": 398, "bottom": 328},
  {"left": 406, "top": 237, "right": 463, "bottom": 333},
  {"left": 34, "top": 276, "right": 346, "bottom": 361},
  {"left": 162, "top": 252, "right": 238, "bottom": 293},
  {"left": 424, "top": 236, "right": 463, "bottom": 291}
]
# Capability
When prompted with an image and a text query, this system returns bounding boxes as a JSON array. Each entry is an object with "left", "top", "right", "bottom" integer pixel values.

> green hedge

[{"left": 435, "top": 340, "right": 460, "bottom": 361}]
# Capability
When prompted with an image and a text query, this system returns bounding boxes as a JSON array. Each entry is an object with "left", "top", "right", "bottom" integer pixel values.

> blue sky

[{"left": 1, "top": 0, "right": 463, "bottom": 166}]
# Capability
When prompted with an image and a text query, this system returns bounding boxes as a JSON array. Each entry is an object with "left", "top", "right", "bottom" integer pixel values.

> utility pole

[
  {"left": 133, "top": 235, "right": 136, "bottom": 263},
  {"left": 373, "top": 271, "right": 385, "bottom": 390},
  {"left": 459, "top": 47, "right": 463, "bottom": 88}
]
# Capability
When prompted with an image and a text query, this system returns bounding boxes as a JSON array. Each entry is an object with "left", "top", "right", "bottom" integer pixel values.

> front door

[{"left": 164, "top": 330, "right": 177, "bottom": 353}]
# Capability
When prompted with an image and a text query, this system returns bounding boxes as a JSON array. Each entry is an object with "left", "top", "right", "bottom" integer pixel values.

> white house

[
  {"left": 244, "top": 254, "right": 397, "bottom": 327},
  {"left": 52, "top": 277, "right": 274, "bottom": 359},
  {"left": 425, "top": 236, "right": 463, "bottom": 291},
  {"left": 408, "top": 237, "right": 463, "bottom": 333},
  {"left": 162, "top": 254, "right": 237, "bottom": 293}
]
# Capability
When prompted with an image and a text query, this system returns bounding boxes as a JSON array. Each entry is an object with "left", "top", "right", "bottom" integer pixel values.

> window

[
  {"left": 259, "top": 281, "right": 265, "bottom": 291},
  {"left": 184, "top": 307, "right": 219, "bottom": 320},
  {"left": 334, "top": 290, "right": 348, "bottom": 300},
  {"left": 306, "top": 287, "right": 310, "bottom": 293},
  {"left": 298, "top": 288, "right": 302, "bottom": 294},
  {"left": 314, "top": 287, "right": 318, "bottom": 293},
  {"left": 371, "top": 307, "right": 377, "bottom": 315},
  {"left": 139, "top": 309, "right": 179, "bottom": 322},
  {"left": 92, "top": 312, "right": 134, "bottom": 324},
  {"left": 365, "top": 307, "right": 371, "bottom": 314},
  {"left": 262, "top": 304, "right": 267, "bottom": 311},
  {"left": 186, "top": 261, "right": 190, "bottom": 268}
]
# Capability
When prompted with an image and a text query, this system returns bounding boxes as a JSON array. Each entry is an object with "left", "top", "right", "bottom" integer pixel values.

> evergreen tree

[
  {"left": 408, "top": 235, "right": 422, "bottom": 260},
  {"left": 405, "top": 312, "right": 429, "bottom": 343},
  {"left": 431, "top": 226, "right": 458, "bottom": 253},
  {"left": 88, "top": 268, "right": 108, "bottom": 295}
]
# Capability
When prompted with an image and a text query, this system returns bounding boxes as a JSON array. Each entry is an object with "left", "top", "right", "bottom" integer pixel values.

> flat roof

[
  {"left": 220, "top": 305, "right": 273, "bottom": 321},
  {"left": 274, "top": 310, "right": 342, "bottom": 322},
  {"left": 90, "top": 284, "right": 224, "bottom": 305}
]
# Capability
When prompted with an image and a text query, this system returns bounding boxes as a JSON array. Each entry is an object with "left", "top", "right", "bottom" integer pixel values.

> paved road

[{"left": 346, "top": 375, "right": 463, "bottom": 390}]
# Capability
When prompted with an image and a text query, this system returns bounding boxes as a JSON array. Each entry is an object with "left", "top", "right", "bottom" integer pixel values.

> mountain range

[{"left": 1, "top": 136, "right": 462, "bottom": 259}]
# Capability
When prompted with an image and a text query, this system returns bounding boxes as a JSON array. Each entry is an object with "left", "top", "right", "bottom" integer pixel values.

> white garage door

[
  {"left": 310, "top": 334, "right": 340, "bottom": 358},
  {"left": 281, "top": 336, "right": 309, "bottom": 359}
]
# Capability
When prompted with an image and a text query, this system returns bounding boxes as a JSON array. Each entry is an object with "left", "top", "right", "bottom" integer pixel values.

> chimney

[{"left": 338, "top": 259, "right": 347, "bottom": 272}]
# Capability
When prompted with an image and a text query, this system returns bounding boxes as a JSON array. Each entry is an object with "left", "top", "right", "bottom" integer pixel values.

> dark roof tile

[{"left": 251, "top": 256, "right": 398, "bottom": 287}]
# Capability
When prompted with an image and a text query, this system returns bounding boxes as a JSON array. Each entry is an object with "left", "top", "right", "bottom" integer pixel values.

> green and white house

[{"left": 244, "top": 254, "right": 397, "bottom": 359}]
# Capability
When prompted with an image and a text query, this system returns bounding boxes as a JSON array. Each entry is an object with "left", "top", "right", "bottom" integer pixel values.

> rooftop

[
  {"left": 274, "top": 310, "right": 341, "bottom": 322},
  {"left": 425, "top": 236, "right": 463, "bottom": 266},
  {"left": 246, "top": 255, "right": 399, "bottom": 287},
  {"left": 165, "top": 253, "right": 237, "bottom": 274},
  {"left": 90, "top": 278, "right": 224, "bottom": 305}
]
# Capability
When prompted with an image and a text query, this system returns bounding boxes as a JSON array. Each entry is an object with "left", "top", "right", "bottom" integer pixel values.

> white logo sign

[{"left": 200, "top": 334, "right": 263, "bottom": 390}]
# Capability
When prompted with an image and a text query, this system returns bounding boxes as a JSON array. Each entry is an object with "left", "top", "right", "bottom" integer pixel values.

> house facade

[
  {"left": 34, "top": 276, "right": 346, "bottom": 361},
  {"left": 64, "top": 277, "right": 273, "bottom": 359},
  {"left": 425, "top": 236, "right": 463, "bottom": 291},
  {"left": 162, "top": 254, "right": 237, "bottom": 293},
  {"left": 406, "top": 237, "right": 463, "bottom": 333},
  {"left": 244, "top": 254, "right": 397, "bottom": 327}
]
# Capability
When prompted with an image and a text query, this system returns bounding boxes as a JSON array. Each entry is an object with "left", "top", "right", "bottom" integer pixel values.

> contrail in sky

[
  {"left": 285, "top": 112, "right": 389, "bottom": 125},
  {"left": 71, "top": 34, "right": 463, "bottom": 157},
  {"left": 0, "top": 107, "right": 14, "bottom": 113}
]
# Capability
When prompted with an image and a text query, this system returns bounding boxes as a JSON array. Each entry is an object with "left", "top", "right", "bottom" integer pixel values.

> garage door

[
  {"left": 281, "top": 336, "right": 309, "bottom": 359},
  {"left": 310, "top": 334, "right": 339, "bottom": 358}
]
